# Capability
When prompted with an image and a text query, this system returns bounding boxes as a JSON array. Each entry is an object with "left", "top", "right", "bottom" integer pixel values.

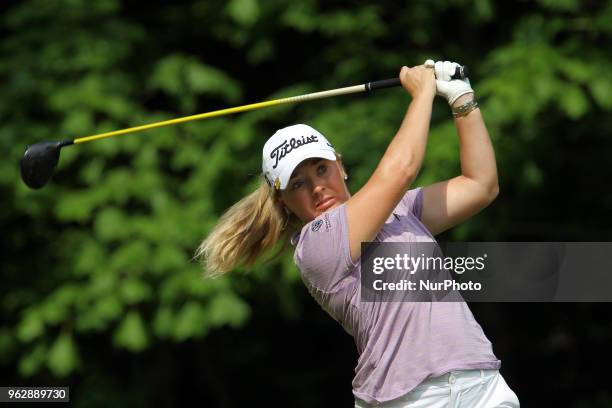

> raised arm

[
  {"left": 345, "top": 64, "right": 436, "bottom": 262},
  {"left": 421, "top": 62, "right": 499, "bottom": 236}
]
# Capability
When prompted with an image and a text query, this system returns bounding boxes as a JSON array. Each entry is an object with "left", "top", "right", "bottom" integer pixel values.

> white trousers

[{"left": 355, "top": 369, "right": 520, "bottom": 408}]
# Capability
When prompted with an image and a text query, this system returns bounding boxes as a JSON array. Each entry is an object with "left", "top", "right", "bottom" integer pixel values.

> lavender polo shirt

[{"left": 290, "top": 188, "right": 501, "bottom": 405}]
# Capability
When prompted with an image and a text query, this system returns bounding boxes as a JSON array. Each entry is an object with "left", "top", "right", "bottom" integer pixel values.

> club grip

[
  {"left": 453, "top": 65, "right": 469, "bottom": 80},
  {"left": 365, "top": 78, "right": 401, "bottom": 91},
  {"left": 366, "top": 65, "right": 469, "bottom": 92}
]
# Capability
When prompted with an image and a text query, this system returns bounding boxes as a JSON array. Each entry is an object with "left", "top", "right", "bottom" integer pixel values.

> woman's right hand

[{"left": 399, "top": 64, "right": 436, "bottom": 101}]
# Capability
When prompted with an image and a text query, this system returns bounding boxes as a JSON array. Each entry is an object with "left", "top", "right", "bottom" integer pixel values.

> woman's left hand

[{"left": 434, "top": 60, "right": 474, "bottom": 106}]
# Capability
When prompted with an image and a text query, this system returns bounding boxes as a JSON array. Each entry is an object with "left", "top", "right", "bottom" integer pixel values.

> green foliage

[
  {"left": 18, "top": 343, "right": 48, "bottom": 378},
  {"left": 47, "top": 332, "right": 81, "bottom": 377},
  {"left": 150, "top": 54, "right": 242, "bottom": 112},
  {"left": 227, "top": 0, "right": 260, "bottom": 26},
  {"left": 1, "top": 0, "right": 611, "bottom": 405},
  {"left": 113, "top": 311, "right": 149, "bottom": 352}
]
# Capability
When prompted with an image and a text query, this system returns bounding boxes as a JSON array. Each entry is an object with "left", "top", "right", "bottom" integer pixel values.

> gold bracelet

[{"left": 452, "top": 99, "right": 479, "bottom": 118}]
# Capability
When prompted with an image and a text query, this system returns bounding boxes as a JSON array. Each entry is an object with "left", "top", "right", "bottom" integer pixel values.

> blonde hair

[{"left": 195, "top": 179, "right": 299, "bottom": 278}]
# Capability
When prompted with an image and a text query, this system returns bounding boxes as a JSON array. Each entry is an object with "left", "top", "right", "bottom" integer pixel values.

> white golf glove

[{"left": 426, "top": 60, "right": 474, "bottom": 106}]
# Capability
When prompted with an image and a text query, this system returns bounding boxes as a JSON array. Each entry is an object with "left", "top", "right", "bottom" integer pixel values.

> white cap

[{"left": 262, "top": 124, "right": 337, "bottom": 190}]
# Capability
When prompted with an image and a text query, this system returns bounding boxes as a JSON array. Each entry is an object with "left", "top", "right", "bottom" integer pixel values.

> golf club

[{"left": 20, "top": 63, "right": 468, "bottom": 189}]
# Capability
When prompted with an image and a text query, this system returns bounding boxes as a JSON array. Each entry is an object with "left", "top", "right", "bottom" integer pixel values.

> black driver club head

[{"left": 20, "top": 139, "right": 73, "bottom": 189}]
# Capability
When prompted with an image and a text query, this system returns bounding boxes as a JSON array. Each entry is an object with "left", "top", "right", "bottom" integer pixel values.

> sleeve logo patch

[{"left": 311, "top": 219, "right": 324, "bottom": 232}]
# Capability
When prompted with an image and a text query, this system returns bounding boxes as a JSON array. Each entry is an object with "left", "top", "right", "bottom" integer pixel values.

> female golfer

[{"left": 197, "top": 61, "right": 520, "bottom": 407}]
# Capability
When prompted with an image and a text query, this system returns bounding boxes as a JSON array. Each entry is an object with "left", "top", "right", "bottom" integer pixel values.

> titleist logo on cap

[{"left": 270, "top": 135, "right": 319, "bottom": 169}]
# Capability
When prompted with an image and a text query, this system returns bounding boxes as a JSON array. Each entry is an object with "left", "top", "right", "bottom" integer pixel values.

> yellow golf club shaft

[
  {"left": 73, "top": 82, "right": 384, "bottom": 144},
  {"left": 73, "top": 61, "right": 467, "bottom": 145},
  {"left": 73, "top": 62, "right": 471, "bottom": 145},
  {"left": 21, "top": 65, "right": 470, "bottom": 189}
]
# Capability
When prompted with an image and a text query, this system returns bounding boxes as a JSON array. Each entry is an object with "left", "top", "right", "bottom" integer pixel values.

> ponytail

[{"left": 195, "top": 180, "right": 298, "bottom": 277}]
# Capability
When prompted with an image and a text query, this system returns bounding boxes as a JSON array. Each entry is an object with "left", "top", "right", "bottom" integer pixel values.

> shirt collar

[{"left": 290, "top": 231, "right": 301, "bottom": 246}]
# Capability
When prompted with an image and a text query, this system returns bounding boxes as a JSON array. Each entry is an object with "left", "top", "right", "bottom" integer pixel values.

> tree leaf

[
  {"left": 18, "top": 343, "right": 47, "bottom": 377},
  {"left": 16, "top": 309, "right": 44, "bottom": 342},
  {"left": 47, "top": 332, "right": 80, "bottom": 377},
  {"left": 227, "top": 0, "right": 260, "bottom": 26},
  {"left": 172, "top": 301, "right": 207, "bottom": 341},
  {"left": 113, "top": 311, "right": 149, "bottom": 352},
  {"left": 119, "top": 278, "right": 152, "bottom": 305}
]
